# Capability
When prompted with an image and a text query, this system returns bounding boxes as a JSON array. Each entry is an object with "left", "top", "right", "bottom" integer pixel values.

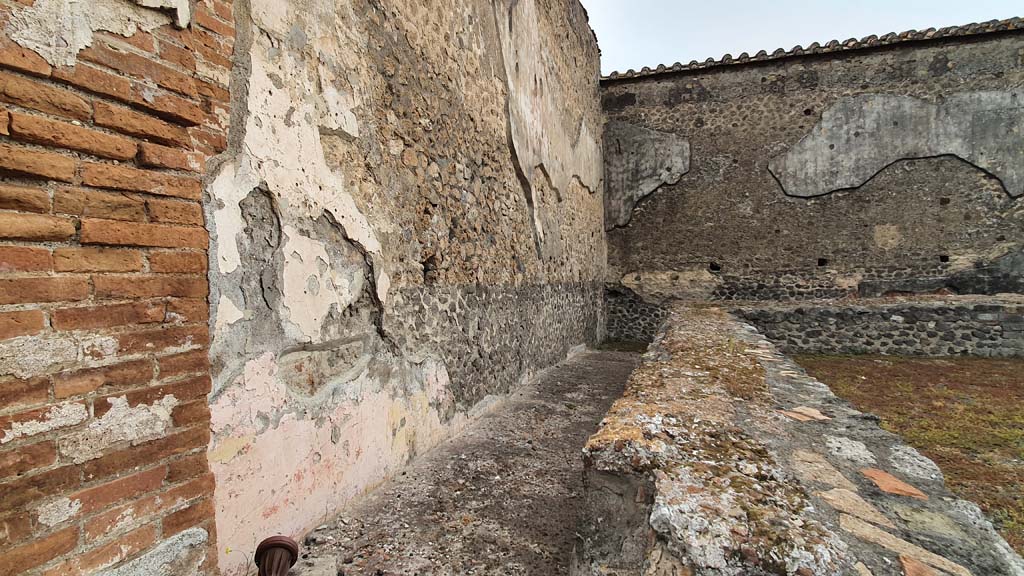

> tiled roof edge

[{"left": 602, "top": 17, "right": 1023, "bottom": 82}]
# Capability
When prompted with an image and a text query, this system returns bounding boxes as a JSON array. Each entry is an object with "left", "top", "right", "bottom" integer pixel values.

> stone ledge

[{"left": 574, "top": 305, "right": 1024, "bottom": 575}]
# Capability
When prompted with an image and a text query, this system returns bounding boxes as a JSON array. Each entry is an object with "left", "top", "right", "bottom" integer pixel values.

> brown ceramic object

[{"left": 255, "top": 535, "right": 299, "bottom": 576}]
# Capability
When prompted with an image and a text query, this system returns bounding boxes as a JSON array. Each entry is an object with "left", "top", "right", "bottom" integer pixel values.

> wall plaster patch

[
  {"left": 770, "top": 91, "right": 1024, "bottom": 198},
  {"left": 5, "top": 0, "right": 188, "bottom": 68},
  {"left": 604, "top": 121, "right": 690, "bottom": 229}
]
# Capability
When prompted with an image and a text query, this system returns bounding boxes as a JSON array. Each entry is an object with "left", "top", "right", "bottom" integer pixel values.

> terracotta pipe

[{"left": 255, "top": 535, "right": 299, "bottom": 576}]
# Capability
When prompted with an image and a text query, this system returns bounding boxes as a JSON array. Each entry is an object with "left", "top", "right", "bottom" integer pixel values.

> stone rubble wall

[
  {"left": 602, "top": 30, "right": 1024, "bottom": 304},
  {"left": 576, "top": 305, "right": 1024, "bottom": 575},
  {"left": 735, "top": 296, "right": 1024, "bottom": 357}
]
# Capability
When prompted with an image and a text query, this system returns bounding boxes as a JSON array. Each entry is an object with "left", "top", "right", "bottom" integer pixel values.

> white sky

[{"left": 581, "top": 1, "right": 1022, "bottom": 75}]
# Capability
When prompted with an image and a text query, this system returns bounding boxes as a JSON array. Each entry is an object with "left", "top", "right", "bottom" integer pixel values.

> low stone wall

[
  {"left": 604, "top": 285, "right": 667, "bottom": 342},
  {"left": 575, "top": 305, "right": 1023, "bottom": 575},
  {"left": 735, "top": 296, "right": 1024, "bottom": 357}
]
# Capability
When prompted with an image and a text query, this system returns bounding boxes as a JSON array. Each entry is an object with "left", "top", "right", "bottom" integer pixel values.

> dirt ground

[
  {"left": 299, "top": 348, "right": 639, "bottom": 575},
  {"left": 794, "top": 355, "right": 1024, "bottom": 555}
]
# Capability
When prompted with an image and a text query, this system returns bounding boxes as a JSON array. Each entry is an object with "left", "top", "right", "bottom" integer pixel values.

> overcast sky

[{"left": 581, "top": 1, "right": 1022, "bottom": 75}]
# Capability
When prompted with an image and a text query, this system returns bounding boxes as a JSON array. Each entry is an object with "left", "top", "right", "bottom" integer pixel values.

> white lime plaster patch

[
  {"left": 0, "top": 332, "right": 119, "bottom": 379},
  {"left": 36, "top": 497, "right": 82, "bottom": 527},
  {"left": 1, "top": 402, "right": 88, "bottom": 444},
  {"left": 210, "top": 162, "right": 262, "bottom": 275},
  {"left": 6, "top": 0, "right": 178, "bottom": 67},
  {"left": 280, "top": 226, "right": 365, "bottom": 341},
  {"left": 215, "top": 295, "right": 246, "bottom": 332},
  {"left": 96, "top": 527, "right": 208, "bottom": 576},
  {"left": 59, "top": 395, "right": 179, "bottom": 463}
]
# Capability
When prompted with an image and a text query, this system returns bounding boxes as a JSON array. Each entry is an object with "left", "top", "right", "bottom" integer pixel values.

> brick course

[{"left": 0, "top": 1, "right": 233, "bottom": 573}]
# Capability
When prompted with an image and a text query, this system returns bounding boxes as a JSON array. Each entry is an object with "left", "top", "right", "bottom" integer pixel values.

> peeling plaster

[
  {"left": 95, "top": 527, "right": 208, "bottom": 576},
  {"left": 497, "top": 0, "right": 601, "bottom": 195},
  {"left": 59, "top": 395, "right": 179, "bottom": 463},
  {"left": 770, "top": 91, "right": 1024, "bottom": 198},
  {"left": 5, "top": 0, "right": 183, "bottom": 68},
  {"left": 1, "top": 403, "right": 88, "bottom": 444},
  {"left": 604, "top": 121, "right": 691, "bottom": 229},
  {"left": 280, "top": 226, "right": 365, "bottom": 341},
  {"left": 215, "top": 295, "right": 246, "bottom": 331}
]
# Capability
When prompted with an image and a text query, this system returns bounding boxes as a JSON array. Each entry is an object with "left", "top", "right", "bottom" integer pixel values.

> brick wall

[{"left": 0, "top": 2, "right": 232, "bottom": 574}]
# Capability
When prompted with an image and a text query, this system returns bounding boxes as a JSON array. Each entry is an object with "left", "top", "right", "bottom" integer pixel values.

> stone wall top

[{"left": 576, "top": 305, "right": 1023, "bottom": 575}]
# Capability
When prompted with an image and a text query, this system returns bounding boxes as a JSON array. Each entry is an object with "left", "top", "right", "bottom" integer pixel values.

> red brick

[
  {"left": 54, "top": 187, "right": 146, "bottom": 222},
  {"left": 52, "top": 64, "right": 133, "bottom": 102},
  {"left": 53, "top": 247, "right": 144, "bottom": 272},
  {"left": 80, "top": 163, "right": 200, "bottom": 199},
  {"left": 115, "top": 325, "right": 209, "bottom": 357},
  {"left": 52, "top": 302, "right": 165, "bottom": 332},
  {"left": 0, "top": 37, "right": 52, "bottom": 77},
  {"left": 162, "top": 497, "right": 214, "bottom": 536},
  {"left": 0, "top": 143, "right": 77, "bottom": 182},
  {"left": 0, "top": 525, "right": 78, "bottom": 576},
  {"left": 190, "top": 127, "right": 227, "bottom": 153},
  {"left": 211, "top": 0, "right": 232, "bottom": 21},
  {"left": 81, "top": 219, "right": 207, "bottom": 248},
  {"left": 0, "top": 277, "right": 90, "bottom": 305},
  {"left": 0, "top": 465, "right": 80, "bottom": 511},
  {"left": 93, "top": 275, "right": 207, "bottom": 299},
  {"left": 0, "top": 247, "right": 52, "bottom": 275},
  {"left": 0, "top": 212, "right": 76, "bottom": 241},
  {"left": 0, "top": 402, "right": 87, "bottom": 444},
  {"left": 0, "top": 440, "right": 56, "bottom": 479},
  {"left": 53, "top": 359, "right": 154, "bottom": 399},
  {"left": 171, "top": 399, "right": 209, "bottom": 427},
  {"left": 72, "top": 466, "right": 167, "bottom": 515},
  {"left": 161, "top": 472, "right": 214, "bottom": 510},
  {"left": 158, "top": 350, "right": 209, "bottom": 379},
  {"left": 147, "top": 197, "right": 203, "bottom": 225},
  {"left": 158, "top": 41, "right": 196, "bottom": 71},
  {"left": 97, "top": 30, "right": 156, "bottom": 54},
  {"left": 42, "top": 524, "right": 156, "bottom": 576},
  {"left": 80, "top": 42, "right": 197, "bottom": 98},
  {"left": 195, "top": 79, "right": 230, "bottom": 104},
  {"left": 81, "top": 425, "right": 208, "bottom": 483},
  {"left": 84, "top": 495, "right": 160, "bottom": 540},
  {"left": 93, "top": 101, "right": 190, "bottom": 148},
  {"left": 0, "top": 246, "right": 51, "bottom": 273},
  {"left": 195, "top": 7, "right": 235, "bottom": 38},
  {"left": 166, "top": 298, "right": 208, "bottom": 324},
  {"left": 133, "top": 89, "right": 206, "bottom": 126},
  {"left": 8, "top": 112, "right": 137, "bottom": 161},
  {"left": 150, "top": 250, "right": 205, "bottom": 273},
  {"left": 138, "top": 142, "right": 196, "bottom": 171},
  {"left": 0, "top": 376, "right": 49, "bottom": 414},
  {"left": 0, "top": 310, "right": 44, "bottom": 340},
  {"left": 0, "top": 184, "right": 50, "bottom": 213},
  {"left": 0, "top": 512, "right": 34, "bottom": 546},
  {"left": 166, "top": 452, "right": 210, "bottom": 485},
  {"left": 0, "top": 71, "right": 90, "bottom": 120}
]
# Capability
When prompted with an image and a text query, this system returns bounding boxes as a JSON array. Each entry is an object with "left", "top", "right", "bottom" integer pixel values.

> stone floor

[{"left": 298, "top": 348, "right": 640, "bottom": 575}]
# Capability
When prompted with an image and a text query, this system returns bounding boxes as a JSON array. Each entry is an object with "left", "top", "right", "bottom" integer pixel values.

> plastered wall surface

[
  {"left": 205, "top": 0, "right": 604, "bottom": 573},
  {"left": 603, "top": 32, "right": 1024, "bottom": 302}
]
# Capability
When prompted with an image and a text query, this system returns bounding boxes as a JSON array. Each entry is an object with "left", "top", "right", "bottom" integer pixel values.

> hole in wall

[
  {"left": 708, "top": 261, "right": 722, "bottom": 273},
  {"left": 940, "top": 197, "right": 951, "bottom": 206},
  {"left": 817, "top": 258, "right": 829, "bottom": 267},
  {"left": 803, "top": 108, "right": 813, "bottom": 116},
  {"left": 939, "top": 255, "right": 950, "bottom": 263}
]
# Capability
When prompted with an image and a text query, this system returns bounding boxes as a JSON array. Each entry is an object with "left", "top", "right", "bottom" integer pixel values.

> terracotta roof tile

[{"left": 603, "top": 17, "right": 1023, "bottom": 81}]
